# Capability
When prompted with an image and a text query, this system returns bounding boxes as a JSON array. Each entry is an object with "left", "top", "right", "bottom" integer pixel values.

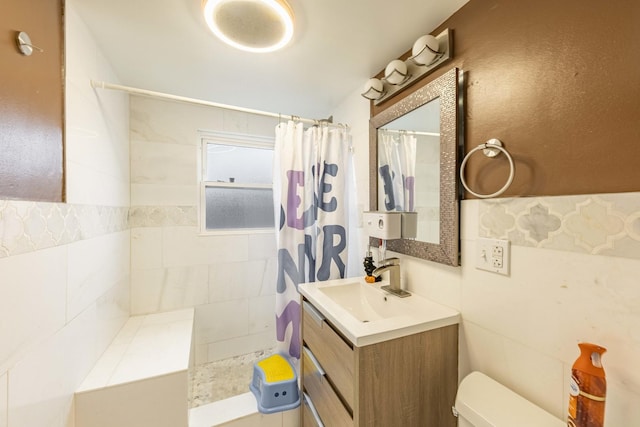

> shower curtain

[
  {"left": 272, "top": 120, "right": 358, "bottom": 359},
  {"left": 378, "top": 130, "right": 417, "bottom": 212}
]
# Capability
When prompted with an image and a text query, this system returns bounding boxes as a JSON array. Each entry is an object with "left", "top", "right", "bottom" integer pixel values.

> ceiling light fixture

[{"left": 202, "top": 0, "right": 294, "bottom": 53}]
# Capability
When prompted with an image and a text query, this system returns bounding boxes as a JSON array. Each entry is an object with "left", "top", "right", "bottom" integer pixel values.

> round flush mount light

[{"left": 202, "top": 0, "right": 294, "bottom": 53}]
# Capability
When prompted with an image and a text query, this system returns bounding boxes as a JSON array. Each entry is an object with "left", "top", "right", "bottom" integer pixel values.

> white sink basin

[
  {"left": 299, "top": 277, "right": 459, "bottom": 347},
  {"left": 318, "top": 282, "right": 413, "bottom": 322}
]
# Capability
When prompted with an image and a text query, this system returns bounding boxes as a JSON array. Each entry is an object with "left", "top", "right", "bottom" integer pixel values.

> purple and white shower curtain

[
  {"left": 272, "top": 121, "right": 357, "bottom": 359},
  {"left": 378, "top": 130, "right": 417, "bottom": 212}
]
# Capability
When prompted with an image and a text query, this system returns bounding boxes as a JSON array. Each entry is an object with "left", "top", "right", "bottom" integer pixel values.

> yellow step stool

[{"left": 249, "top": 354, "right": 300, "bottom": 414}]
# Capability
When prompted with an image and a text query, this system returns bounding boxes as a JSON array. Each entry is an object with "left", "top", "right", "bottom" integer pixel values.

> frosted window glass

[
  {"left": 206, "top": 144, "right": 273, "bottom": 184},
  {"left": 205, "top": 187, "right": 274, "bottom": 229}
]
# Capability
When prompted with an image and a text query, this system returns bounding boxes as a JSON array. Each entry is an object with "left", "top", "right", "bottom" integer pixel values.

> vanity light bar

[{"left": 362, "top": 28, "right": 452, "bottom": 105}]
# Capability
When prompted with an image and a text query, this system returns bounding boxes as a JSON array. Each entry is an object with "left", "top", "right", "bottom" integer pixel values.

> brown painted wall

[
  {"left": 373, "top": 0, "right": 640, "bottom": 198},
  {"left": 0, "top": 0, "right": 64, "bottom": 202}
]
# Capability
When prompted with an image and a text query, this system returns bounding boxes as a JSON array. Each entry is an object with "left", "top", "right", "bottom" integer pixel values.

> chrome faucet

[{"left": 372, "top": 257, "right": 411, "bottom": 298}]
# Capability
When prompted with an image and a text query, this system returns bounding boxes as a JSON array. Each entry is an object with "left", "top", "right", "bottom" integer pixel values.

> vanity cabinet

[{"left": 301, "top": 299, "right": 458, "bottom": 427}]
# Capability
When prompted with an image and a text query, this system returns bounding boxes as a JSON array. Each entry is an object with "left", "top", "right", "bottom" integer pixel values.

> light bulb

[
  {"left": 361, "top": 78, "right": 385, "bottom": 100},
  {"left": 411, "top": 35, "right": 440, "bottom": 65},
  {"left": 384, "top": 60, "right": 409, "bottom": 85}
]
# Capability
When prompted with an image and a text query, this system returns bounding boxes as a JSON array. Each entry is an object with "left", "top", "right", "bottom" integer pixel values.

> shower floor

[{"left": 189, "top": 348, "right": 275, "bottom": 408}]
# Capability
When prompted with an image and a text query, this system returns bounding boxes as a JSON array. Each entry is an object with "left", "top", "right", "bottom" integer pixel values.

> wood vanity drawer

[
  {"left": 302, "top": 393, "right": 322, "bottom": 427},
  {"left": 302, "top": 348, "right": 353, "bottom": 427},
  {"left": 302, "top": 301, "right": 354, "bottom": 409},
  {"left": 302, "top": 402, "right": 319, "bottom": 426}
]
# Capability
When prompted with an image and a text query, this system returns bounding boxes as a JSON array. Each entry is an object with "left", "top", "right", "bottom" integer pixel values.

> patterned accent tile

[
  {"left": 517, "top": 203, "right": 562, "bottom": 245},
  {"left": 479, "top": 192, "right": 640, "bottom": 260},
  {"left": 480, "top": 202, "right": 516, "bottom": 238},
  {"left": 564, "top": 197, "right": 626, "bottom": 253},
  {"left": 129, "top": 206, "right": 197, "bottom": 228},
  {"left": 0, "top": 200, "right": 129, "bottom": 259}
]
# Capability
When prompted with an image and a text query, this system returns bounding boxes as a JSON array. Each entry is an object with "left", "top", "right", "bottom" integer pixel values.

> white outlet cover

[{"left": 476, "top": 237, "right": 510, "bottom": 275}]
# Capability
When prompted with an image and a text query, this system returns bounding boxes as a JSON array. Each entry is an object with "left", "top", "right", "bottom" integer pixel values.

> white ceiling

[{"left": 72, "top": 0, "right": 469, "bottom": 119}]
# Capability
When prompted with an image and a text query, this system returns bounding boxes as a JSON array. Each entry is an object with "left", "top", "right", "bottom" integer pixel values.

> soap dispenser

[{"left": 567, "top": 342, "right": 606, "bottom": 427}]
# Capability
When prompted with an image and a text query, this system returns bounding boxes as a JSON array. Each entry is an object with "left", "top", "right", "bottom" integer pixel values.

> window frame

[{"left": 198, "top": 130, "right": 275, "bottom": 235}]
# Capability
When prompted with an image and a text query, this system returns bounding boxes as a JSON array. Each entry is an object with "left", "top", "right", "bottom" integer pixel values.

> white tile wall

[
  {"left": 206, "top": 331, "right": 277, "bottom": 363},
  {"left": 8, "top": 300, "right": 100, "bottom": 426},
  {"left": 196, "top": 301, "right": 249, "bottom": 344},
  {"left": 131, "top": 266, "right": 209, "bottom": 314},
  {"left": 461, "top": 320, "right": 566, "bottom": 417},
  {"left": 67, "top": 231, "right": 130, "bottom": 321},
  {"left": 131, "top": 140, "right": 198, "bottom": 186},
  {"left": 130, "top": 220, "right": 278, "bottom": 363},
  {"left": 0, "top": 2, "right": 131, "bottom": 426},
  {"left": 130, "top": 96, "right": 279, "bottom": 364},
  {"left": 0, "top": 247, "right": 67, "bottom": 373},
  {"left": 163, "top": 227, "right": 250, "bottom": 267},
  {"left": 0, "top": 372, "right": 7, "bottom": 427},
  {"left": 248, "top": 295, "right": 276, "bottom": 334},
  {"left": 131, "top": 228, "right": 163, "bottom": 270},
  {"left": 131, "top": 183, "right": 199, "bottom": 206},
  {"left": 208, "top": 260, "right": 271, "bottom": 302},
  {"left": 65, "top": 15, "right": 129, "bottom": 207}
]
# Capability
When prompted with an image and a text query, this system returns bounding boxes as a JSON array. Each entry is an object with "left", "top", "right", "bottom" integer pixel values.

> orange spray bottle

[{"left": 567, "top": 343, "right": 606, "bottom": 427}]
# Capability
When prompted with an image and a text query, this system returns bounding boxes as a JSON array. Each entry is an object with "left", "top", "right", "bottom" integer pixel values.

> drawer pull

[
  {"left": 303, "top": 392, "right": 325, "bottom": 427},
  {"left": 303, "top": 301, "right": 325, "bottom": 326},
  {"left": 303, "top": 346, "right": 325, "bottom": 377}
]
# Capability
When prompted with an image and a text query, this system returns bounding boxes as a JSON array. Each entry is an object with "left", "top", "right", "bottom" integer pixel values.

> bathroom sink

[
  {"left": 299, "top": 278, "right": 459, "bottom": 346},
  {"left": 318, "top": 281, "right": 411, "bottom": 322}
]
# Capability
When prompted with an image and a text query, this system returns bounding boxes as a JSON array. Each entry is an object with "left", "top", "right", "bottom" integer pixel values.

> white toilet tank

[{"left": 454, "top": 372, "right": 565, "bottom": 427}]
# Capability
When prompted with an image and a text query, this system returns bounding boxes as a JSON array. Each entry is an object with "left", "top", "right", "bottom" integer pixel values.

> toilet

[{"left": 454, "top": 371, "right": 566, "bottom": 427}]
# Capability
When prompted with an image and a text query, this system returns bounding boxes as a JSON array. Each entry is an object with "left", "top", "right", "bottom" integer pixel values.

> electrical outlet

[
  {"left": 476, "top": 238, "right": 510, "bottom": 275},
  {"left": 492, "top": 257, "right": 503, "bottom": 269},
  {"left": 492, "top": 245, "right": 503, "bottom": 257}
]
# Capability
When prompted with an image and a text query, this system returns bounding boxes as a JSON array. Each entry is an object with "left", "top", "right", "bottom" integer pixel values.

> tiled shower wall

[
  {"left": 129, "top": 96, "right": 279, "bottom": 364},
  {"left": 0, "top": 3, "right": 130, "bottom": 426}
]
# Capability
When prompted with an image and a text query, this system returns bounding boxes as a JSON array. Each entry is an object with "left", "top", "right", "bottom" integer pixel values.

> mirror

[
  {"left": 369, "top": 67, "right": 459, "bottom": 266},
  {"left": 377, "top": 97, "right": 441, "bottom": 243}
]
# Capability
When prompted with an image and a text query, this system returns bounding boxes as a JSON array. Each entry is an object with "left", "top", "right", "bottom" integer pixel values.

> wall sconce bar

[{"left": 362, "top": 28, "right": 452, "bottom": 105}]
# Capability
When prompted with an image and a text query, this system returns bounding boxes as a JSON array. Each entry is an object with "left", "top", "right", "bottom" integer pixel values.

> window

[{"left": 200, "top": 131, "right": 275, "bottom": 233}]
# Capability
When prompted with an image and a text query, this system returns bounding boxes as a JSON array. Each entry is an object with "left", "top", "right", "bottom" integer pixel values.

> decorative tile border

[
  {"left": 129, "top": 206, "right": 197, "bottom": 228},
  {"left": 479, "top": 192, "right": 640, "bottom": 260},
  {"left": 0, "top": 202, "right": 199, "bottom": 259},
  {"left": 6, "top": 193, "right": 638, "bottom": 261},
  {"left": 0, "top": 200, "right": 129, "bottom": 259}
]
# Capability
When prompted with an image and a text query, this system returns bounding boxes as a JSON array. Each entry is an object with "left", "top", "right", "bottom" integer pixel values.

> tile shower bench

[{"left": 75, "top": 308, "right": 194, "bottom": 427}]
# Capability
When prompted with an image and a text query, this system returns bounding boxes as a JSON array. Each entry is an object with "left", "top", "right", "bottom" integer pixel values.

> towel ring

[{"left": 460, "top": 139, "right": 515, "bottom": 199}]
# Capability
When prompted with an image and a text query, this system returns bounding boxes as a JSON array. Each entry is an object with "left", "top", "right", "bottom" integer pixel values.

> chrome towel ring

[{"left": 460, "top": 138, "right": 515, "bottom": 199}]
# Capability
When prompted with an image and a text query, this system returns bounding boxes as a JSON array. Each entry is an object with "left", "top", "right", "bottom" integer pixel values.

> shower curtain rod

[{"left": 90, "top": 80, "right": 339, "bottom": 127}]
